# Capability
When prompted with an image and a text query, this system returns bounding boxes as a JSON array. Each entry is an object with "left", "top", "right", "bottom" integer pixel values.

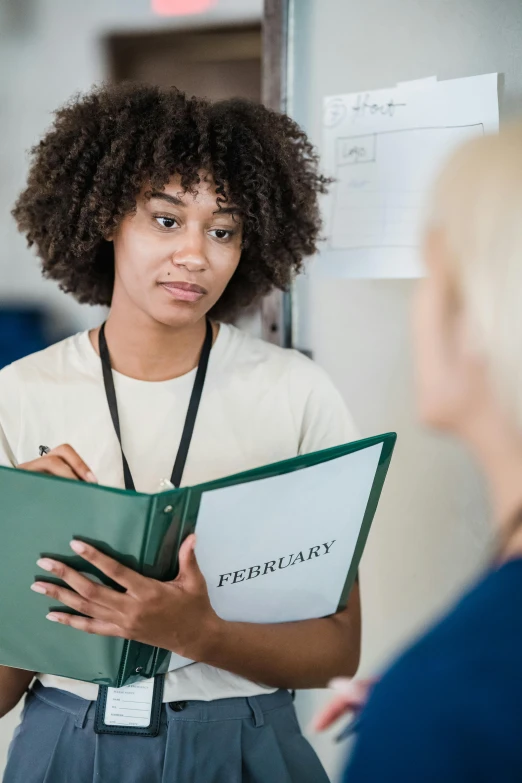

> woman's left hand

[{"left": 30, "top": 534, "right": 219, "bottom": 660}]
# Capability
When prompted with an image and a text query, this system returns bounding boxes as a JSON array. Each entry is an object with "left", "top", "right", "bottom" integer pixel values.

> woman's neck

[{"left": 89, "top": 307, "right": 214, "bottom": 382}]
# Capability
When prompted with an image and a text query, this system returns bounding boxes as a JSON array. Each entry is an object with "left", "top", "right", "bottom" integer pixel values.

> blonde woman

[{"left": 320, "top": 126, "right": 522, "bottom": 782}]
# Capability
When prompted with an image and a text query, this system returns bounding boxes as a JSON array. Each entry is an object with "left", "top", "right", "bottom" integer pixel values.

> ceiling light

[{"left": 151, "top": 0, "right": 217, "bottom": 16}]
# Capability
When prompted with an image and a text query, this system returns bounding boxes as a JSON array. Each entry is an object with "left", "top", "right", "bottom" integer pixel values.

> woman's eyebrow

[
  {"left": 214, "top": 206, "right": 241, "bottom": 216},
  {"left": 148, "top": 191, "right": 184, "bottom": 207},
  {"left": 148, "top": 191, "right": 241, "bottom": 216}
]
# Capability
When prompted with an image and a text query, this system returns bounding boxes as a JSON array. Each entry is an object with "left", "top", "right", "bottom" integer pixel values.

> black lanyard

[{"left": 98, "top": 319, "right": 213, "bottom": 491}]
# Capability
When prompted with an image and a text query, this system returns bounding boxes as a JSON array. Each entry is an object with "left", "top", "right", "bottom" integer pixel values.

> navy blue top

[{"left": 344, "top": 558, "right": 522, "bottom": 783}]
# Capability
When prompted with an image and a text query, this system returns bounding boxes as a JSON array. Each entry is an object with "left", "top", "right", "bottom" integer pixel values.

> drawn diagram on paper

[
  {"left": 330, "top": 124, "right": 483, "bottom": 251},
  {"left": 320, "top": 74, "right": 499, "bottom": 278}
]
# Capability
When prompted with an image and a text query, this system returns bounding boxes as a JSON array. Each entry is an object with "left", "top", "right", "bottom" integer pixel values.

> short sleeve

[
  {"left": 294, "top": 357, "right": 359, "bottom": 455},
  {"left": 0, "top": 365, "right": 21, "bottom": 467}
]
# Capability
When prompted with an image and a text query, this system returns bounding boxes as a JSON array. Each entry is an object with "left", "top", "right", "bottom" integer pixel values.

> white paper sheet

[
  {"left": 318, "top": 73, "right": 499, "bottom": 278},
  {"left": 104, "top": 679, "right": 155, "bottom": 727},
  {"left": 197, "top": 444, "right": 382, "bottom": 621},
  {"left": 168, "top": 443, "right": 382, "bottom": 671}
]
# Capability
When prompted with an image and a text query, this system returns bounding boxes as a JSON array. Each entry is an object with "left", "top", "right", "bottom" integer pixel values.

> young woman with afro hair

[{"left": 0, "top": 82, "right": 360, "bottom": 783}]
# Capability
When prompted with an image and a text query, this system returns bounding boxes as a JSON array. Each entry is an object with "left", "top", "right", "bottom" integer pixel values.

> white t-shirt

[{"left": 0, "top": 323, "right": 357, "bottom": 702}]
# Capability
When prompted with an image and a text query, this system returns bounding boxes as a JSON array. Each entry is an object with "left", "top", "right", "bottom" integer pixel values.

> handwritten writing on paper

[
  {"left": 331, "top": 123, "right": 483, "bottom": 252},
  {"left": 320, "top": 74, "right": 499, "bottom": 278}
]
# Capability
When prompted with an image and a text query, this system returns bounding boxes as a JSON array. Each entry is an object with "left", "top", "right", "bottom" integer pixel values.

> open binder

[{"left": 0, "top": 432, "right": 396, "bottom": 687}]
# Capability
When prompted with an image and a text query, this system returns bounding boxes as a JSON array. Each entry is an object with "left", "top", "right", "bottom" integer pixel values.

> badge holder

[{"left": 94, "top": 675, "right": 165, "bottom": 737}]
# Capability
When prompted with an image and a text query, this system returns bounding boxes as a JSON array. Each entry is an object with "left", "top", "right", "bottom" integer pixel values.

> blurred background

[{"left": 0, "top": 0, "right": 264, "bottom": 372}]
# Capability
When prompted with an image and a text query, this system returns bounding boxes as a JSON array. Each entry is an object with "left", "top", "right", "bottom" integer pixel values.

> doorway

[{"left": 106, "top": 25, "right": 261, "bottom": 103}]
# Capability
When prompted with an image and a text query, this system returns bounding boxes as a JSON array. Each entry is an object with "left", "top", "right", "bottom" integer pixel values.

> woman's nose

[{"left": 170, "top": 231, "right": 209, "bottom": 273}]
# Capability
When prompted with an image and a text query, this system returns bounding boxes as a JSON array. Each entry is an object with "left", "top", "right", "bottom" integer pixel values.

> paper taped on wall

[{"left": 319, "top": 73, "right": 499, "bottom": 279}]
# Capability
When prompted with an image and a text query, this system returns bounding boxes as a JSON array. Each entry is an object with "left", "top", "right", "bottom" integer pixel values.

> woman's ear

[
  {"left": 103, "top": 222, "right": 116, "bottom": 243},
  {"left": 424, "top": 227, "right": 460, "bottom": 313},
  {"left": 423, "top": 227, "right": 447, "bottom": 274},
  {"left": 431, "top": 234, "right": 486, "bottom": 399}
]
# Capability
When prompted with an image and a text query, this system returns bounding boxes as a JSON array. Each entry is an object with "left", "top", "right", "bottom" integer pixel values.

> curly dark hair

[{"left": 13, "top": 82, "right": 330, "bottom": 321}]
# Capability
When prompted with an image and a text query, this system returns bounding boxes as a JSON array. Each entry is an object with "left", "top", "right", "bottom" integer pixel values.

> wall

[
  {"left": 0, "top": 0, "right": 263, "bottom": 769},
  {"left": 288, "top": 0, "right": 522, "bottom": 779}
]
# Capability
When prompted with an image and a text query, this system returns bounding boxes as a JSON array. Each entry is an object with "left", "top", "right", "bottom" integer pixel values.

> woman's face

[
  {"left": 110, "top": 173, "right": 243, "bottom": 328},
  {"left": 413, "top": 230, "right": 483, "bottom": 433}
]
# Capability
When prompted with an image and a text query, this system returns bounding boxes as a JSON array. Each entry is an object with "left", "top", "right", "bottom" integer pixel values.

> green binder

[{"left": 0, "top": 432, "right": 396, "bottom": 687}]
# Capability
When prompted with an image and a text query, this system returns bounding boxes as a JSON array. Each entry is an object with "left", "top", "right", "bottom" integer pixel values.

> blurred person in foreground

[{"left": 317, "top": 125, "right": 522, "bottom": 782}]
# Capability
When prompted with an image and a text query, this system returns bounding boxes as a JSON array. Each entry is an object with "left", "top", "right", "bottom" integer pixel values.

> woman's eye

[
  {"left": 155, "top": 216, "right": 177, "bottom": 229},
  {"left": 210, "top": 228, "right": 233, "bottom": 241}
]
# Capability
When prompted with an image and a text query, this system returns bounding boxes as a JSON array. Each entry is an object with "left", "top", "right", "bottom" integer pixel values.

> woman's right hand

[{"left": 18, "top": 444, "right": 97, "bottom": 483}]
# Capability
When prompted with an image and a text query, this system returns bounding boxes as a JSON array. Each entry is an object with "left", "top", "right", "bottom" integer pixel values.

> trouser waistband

[{"left": 30, "top": 680, "right": 294, "bottom": 729}]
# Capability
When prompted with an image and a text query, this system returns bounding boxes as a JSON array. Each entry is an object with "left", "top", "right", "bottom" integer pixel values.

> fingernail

[
  {"left": 31, "top": 583, "right": 47, "bottom": 594},
  {"left": 86, "top": 471, "right": 98, "bottom": 484},
  {"left": 36, "top": 558, "right": 56, "bottom": 572},
  {"left": 70, "top": 540, "right": 87, "bottom": 554},
  {"left": 46, "top": 614, "right": 60, "bottom": 622}
]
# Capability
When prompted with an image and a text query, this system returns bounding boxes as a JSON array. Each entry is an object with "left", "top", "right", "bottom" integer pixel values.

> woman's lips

[{"left": 159, "top": 282, "right": 207, "bottom": 303}]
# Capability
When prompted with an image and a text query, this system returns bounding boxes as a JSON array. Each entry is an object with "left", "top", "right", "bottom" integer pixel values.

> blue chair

[{"left": 0, "top": 306, "right": 51, "bottom": 370}]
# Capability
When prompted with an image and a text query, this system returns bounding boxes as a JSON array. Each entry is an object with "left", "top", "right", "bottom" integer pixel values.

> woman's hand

[
  {"left": 19, "top": 444, "right": 97, "bottom": 483},
  {"left": 314, "top": 677, "right": 375, "bottom": 731},
  {"left": 30, "top": 535, "right": 218, "bottom": 660},
  {"left": 30, "top": 537, "right": 362, "bottom": 689}
]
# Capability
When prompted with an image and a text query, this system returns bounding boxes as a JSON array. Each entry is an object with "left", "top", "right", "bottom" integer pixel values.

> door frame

[{"left": 261, "top": 0, "right": 292, "bottom": 348}]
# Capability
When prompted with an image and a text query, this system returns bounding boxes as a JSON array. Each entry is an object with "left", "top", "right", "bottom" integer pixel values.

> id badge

[{"left": 94, "top": 675, "right": 165, "bottom": 737}]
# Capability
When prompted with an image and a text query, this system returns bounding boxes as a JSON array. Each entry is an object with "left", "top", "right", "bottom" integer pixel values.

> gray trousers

[{"left": 3, "top": 681, "right": 330, "bottom": 783}]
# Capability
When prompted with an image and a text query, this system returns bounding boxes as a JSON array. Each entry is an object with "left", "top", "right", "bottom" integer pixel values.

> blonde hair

[{"left": 427, "top": 123, "right": 522, "bottom": 430}]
